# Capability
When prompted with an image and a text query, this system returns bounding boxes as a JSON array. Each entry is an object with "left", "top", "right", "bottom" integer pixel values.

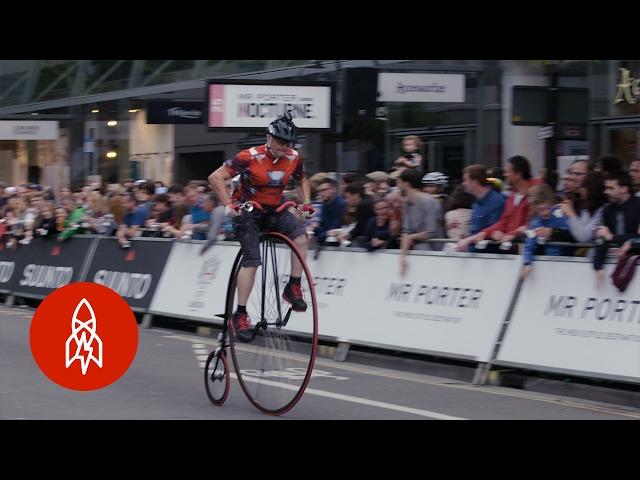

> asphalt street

[{"left": 2, "top": 306, "right": 639, "bottom": 420}]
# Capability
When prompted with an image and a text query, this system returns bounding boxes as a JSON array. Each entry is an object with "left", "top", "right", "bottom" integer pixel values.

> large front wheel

[{"left": 228, "top": 232, "right": 318, "bottom": 415}]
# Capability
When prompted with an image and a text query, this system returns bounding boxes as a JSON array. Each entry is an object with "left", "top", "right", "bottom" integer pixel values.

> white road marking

[
  {"left": 228, "top": 373, "right": 463, "bottom": 420},
  {"left": 168, "top": 332, "right": 640, "bottom": 419},
  {"left": 190, "top": 338, "right": 458, "bottom": 418}
]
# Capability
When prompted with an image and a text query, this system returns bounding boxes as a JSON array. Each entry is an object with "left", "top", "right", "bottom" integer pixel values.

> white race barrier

[
  {"left": 496, "top": 256, "right": 640, "bottom": 383},
  {"left": 149, "top": 242, "right": 522, "bottom": 363},
  {"left": 148, "top": 241, "right": 240, "bottom": 322},
  {"left": 308, "top": 248, "right": 522, "bottom": 362}
]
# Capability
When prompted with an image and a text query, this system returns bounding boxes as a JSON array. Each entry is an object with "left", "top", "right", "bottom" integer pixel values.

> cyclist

[{"left": 208, "top": 112, "right": 314, "bottom": 342}]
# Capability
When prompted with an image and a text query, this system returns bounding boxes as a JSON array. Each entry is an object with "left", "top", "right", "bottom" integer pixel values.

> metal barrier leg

[
  {"left": 141, "top": 313, "right": 154, "bottom": 329},
  {"left": 472, "top": 362, "right": 490, "bottom": 385},
  {"left": 473, "top": 278, "right": 525, "bottom": 386},
  {"left": 4, "top": 294, "right": 15, "bottom": 307},
  {"left": 334, "top": 341, "right": 350, "bottom": 362}
]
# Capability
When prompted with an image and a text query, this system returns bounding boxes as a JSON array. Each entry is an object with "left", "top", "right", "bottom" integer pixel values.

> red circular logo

[{"left": 30, "top": 282, "right": 138, "bottom": 391}]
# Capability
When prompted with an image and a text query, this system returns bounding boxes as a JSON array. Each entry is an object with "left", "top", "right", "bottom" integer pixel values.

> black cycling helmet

[{"left": 266, "top": 111, "right": 297, "bottom": 142}]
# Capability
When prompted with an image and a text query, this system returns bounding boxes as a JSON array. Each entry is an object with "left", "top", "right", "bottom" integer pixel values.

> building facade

[{"left": 0, "top": 60, "right": 635, "bottom": 190}]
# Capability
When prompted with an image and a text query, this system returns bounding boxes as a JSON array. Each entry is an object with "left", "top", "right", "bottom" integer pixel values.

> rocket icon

[{"left": 65, "top": 298, "right": 103, "bottom": 375}]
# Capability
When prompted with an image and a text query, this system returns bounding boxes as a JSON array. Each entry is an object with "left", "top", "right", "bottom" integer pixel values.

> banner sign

[
  {"left": 0, "top": 120, "right": 59, "bottom": 140},
  {"left": 496, "top": 258, "right": 640, "bottom": 383},
  {"left": 0, "top": 242, "right": 26, "bottom": 293},
  {"left": 149, "top": 241, "right": 240, "bottom": 321},
  {"left": 9, "top": 237, "right": 94, "bottom": 298},
  {"left": 378, "top": 73, "right": 465, "bottom": 103},
  {"left": 84, "top": 238, "right": 172, "bottom": 311},
  {"left": 305, "top": 250, "right": 520, "bottom": 361},
  {"left": 146, "top": 101, "right": 205, "bottom": 124},
  {"left": 207, "top": 80, "right": 332, "bottom": 130},
  {"left": 150, "top": 244, "right": 520, "bottom": 362}
]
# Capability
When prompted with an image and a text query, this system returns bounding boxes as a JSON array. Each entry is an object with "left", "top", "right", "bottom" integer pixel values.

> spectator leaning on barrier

[
  {"left": 338, "top": 183, "right": 375, "bottom": 247},
  {"left": 106, "top": 193, "right": 126, "bottom": 234},
  {"left": 364, "top": 198, "right": 394, "bottom": 252},
  {"left": 116, "top": 193, "right": 146, "bottom": 248},
  {"left": 58, "top": 197, "right": 87, "bottom": 241},
  {"left": 185, "top": 186, "right": 209, "bottom": 240},
  {"left": 36, "top": 202, "right": 57, "bottom": 238},
  {"left": 202, "top": 192, "right": 225, "bottom": 240},
  {"left": 133, "top": 181, "right": 154, "bottom": 218},
  {"left": 560, "top": 159, "right": 591, "bottom": 208},
  {"left": 83, "top": 191, "right": 105, "bottom": 234},
  {"left": 313, "top": 178, "right": 347, "bottom": 246},
  {"left": 570, "top": 159, "right": 591, "bottom": 185},
  {"left": 550, "top": 172, "right": 607, "bottom": 250},
  {"left": 143, "top": 193, "right": 173, "bottom": 238},
  {"left": 365, "top": 171, "right": 391, "bottom": 200},
  {"left": 161, "top": 201, "right": 190, "bottom": 239},
  {"left": 384, "top": 188, "right": 403, "bottom": 248},
  {"left": 443, "top": 186, "right": 474, "bottom": 252},
  {"left": 558, "top": 168, "right": 573, "bottom": 201},
  {"left": 398, "top": 168, "right": 444, "bottom": 277},
  {"left": 338, "top": 171, "right": 365, "bottom": 197},
  {"left": 54, "top": 206, "right": 68, "bottom": 237},
  {"left": 457, "top": 155, "right": 532, "bottom": 254},
  {"left": 456, "top": 164, "right": 506, "bottom": 252},
  {"left": 30, "top": 193, "right": 45, "bottom": 220},
  {"left": 593, "top": 170, "right": 640, "bottom": 279},
  {"left": 167, "top": 184, "right": 186, "bottom": 206},
  {"left": 520, "top": 184, "right": 572, "bottom": 280}
]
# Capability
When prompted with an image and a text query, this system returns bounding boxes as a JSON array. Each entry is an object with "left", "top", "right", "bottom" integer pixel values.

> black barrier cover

[
  {"left": 0, "top": 242, "right": 25, "bottom": 293},
  {"left": 84, "top": 238, "right": 172, "bottom": 311},
  {"left": 10, "top": 236, "right": 95, "bottom": 298}
]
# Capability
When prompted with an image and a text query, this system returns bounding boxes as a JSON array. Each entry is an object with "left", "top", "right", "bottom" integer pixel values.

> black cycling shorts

[{"left": 234, "top": 208, "right": 306, "bottom": 268}]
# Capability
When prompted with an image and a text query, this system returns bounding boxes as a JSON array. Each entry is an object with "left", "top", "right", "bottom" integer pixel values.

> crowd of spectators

[{"left": 2, "top": 136, "right": 640, "bottom": 285}]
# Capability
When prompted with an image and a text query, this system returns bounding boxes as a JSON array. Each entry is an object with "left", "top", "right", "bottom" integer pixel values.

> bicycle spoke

[{"left": 229, "top": 232, "right": 318, "bottom": 415}]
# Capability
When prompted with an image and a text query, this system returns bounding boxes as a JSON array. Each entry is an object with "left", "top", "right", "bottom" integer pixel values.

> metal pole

[
  {"left": 546, "top": 68, "right": 558, "bottom": 173},
  {"left": 335, "top": 61, "right": 344, "bottom": 175}
]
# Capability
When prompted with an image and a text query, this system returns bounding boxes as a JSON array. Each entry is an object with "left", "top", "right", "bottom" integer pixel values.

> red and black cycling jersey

[{"left": 224, "top": 144, "right": 304, "bottom": 207}]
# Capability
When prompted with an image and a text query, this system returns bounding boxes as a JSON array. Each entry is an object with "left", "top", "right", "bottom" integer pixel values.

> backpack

[{"left": 611, "top": 254, "right": 640, "bottom": 293}]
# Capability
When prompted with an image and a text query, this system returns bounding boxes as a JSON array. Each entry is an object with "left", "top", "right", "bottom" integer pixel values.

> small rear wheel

[{"left": 204, "top": 350, "right": 230, "bottom": 406}]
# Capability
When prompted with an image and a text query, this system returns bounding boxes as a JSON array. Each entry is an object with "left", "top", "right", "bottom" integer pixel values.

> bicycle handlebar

[{"left": 233, "top": 200, "right": 308, "bottom": 215}]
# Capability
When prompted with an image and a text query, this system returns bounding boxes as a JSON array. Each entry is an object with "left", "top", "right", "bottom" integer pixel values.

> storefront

[
  {"left": 381, "top": 62, "right": 502, "bottom": 182},
  {"left": 6, "top": 60, "right": 640, "bottom": 191},
  {"left": 589, "top": 60, "right": 640, "bottom": 167}
]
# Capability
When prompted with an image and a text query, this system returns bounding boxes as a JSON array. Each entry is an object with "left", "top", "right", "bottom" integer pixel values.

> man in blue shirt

[
  {"left": 313, "top": 178, "right": 347, "bottom": 245},
  {"left": 117, "top": 192, "right": 148, "bottom": 248},
  {"left": 185, "top": 186, "right": 210, "bottom": 240},
  {"left": 457, "top": 164, "right": 506, "bottom": 252}
]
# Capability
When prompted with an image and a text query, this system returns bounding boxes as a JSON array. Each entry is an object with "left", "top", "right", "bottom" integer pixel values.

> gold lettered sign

[{"left": 613, "top": 67, "right": 640, "bottom": 104}]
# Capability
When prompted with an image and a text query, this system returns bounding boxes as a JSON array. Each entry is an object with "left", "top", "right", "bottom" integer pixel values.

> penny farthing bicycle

[{"left": 204, "top": 200, "right": 319, "bottom": 415}]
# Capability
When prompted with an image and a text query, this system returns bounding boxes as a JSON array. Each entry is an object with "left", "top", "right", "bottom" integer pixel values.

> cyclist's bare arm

[
  {"left": 296, "top": 176, "right": 312, "bottom": 205},
  {"left": 209, "top": 166, "right": 233, "bottom": 206}
]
